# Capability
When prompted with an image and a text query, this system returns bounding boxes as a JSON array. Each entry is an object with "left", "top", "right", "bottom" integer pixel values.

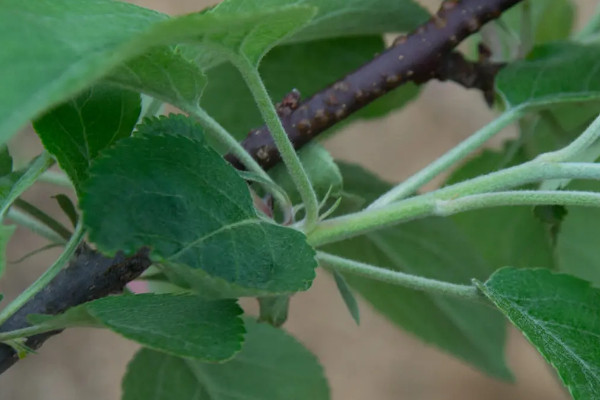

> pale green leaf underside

[
  {"left": 325, "top": 163, "right": 511, "bottom": 378},
  {"left": 82, "top": 134, "right": 316, "bottom": 293},
  {"left": 122, "top": 319, "right": 330, "bottom": 400},
  {"left": 480, "top": 268, "right": 600, "bottom": 400}
]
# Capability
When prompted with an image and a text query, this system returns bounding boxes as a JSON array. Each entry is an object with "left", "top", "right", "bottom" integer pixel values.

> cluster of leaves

[{"left": 2, "top": 0, "right": 600, "bottom": 399}]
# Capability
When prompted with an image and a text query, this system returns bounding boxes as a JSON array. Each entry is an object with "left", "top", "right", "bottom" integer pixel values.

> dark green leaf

[
  {"left": 52, "top": 194, "right": 79, "bottom": 228},
  {"left": 33, "top": 85, "right": 141, "bottom": 193},
  {"left": 497, "top": 43, "right": 600, "bottom": 108},
  {"left": 269, "top": 143, "right": 342, "bottom": 205},
  {"left": 0, "top": 146, "right": 12, "bottom": 177},
  {"left": 122, "top": 319, "right": 330, "bottom": 400},
  {"left": 324, "top": 163, "right": 511, "bottom": 379},
  {"left": 479, "top": 268, "right": 600, "bottom": 400},
  {"left": 332, "top": 270, "right": 360, "bottom": 325},
  {"left": 446, "top": 143, "right": 555, "bottom": 269},
  {"left": 31, "top": 294, "right": 244, "bottom": 361},
  {"left": 258, "top": 295, "right": 290, "bottom": 327},
  {"left": 135, "top": 114, "right": 205, "bottom": 142},
  {"left": 202, "top": 36, "right": 420, "bottom": 140},
  {"left": 82, "top": 134, "right": 316, "bottom": 294}
]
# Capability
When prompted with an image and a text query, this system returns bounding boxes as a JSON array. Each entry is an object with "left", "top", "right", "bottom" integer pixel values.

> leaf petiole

[{"left": 235, "top": 59, "right": 319, "bottom": 232}]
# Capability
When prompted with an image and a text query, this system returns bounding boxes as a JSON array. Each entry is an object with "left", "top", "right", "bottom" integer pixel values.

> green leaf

[
  {"left": 332, "top": 270, "right": 360, "bottom": 325},
  {"left": 0, "top": 0, "right": 314, "bottom": 144},
  {"left": 258, "top": 295, "right": 290, "bottom": 327},
  {"left": 52, "top": 194, "right": 79, "bottom": 228},
  {"left": 289, "top": 0, "right": 428, "bottom": 43},
  {"left": 497, "top": 42, "right": 600, "bottom": 109},
  {"left": 106, "top": 47, "right": 207, "bottom": 107},
  {"left": 269, "top": 143, "right": 342, "bottom": 205},
  {"left": 0, "top": 0, "right": 168, "bottom": 146},
  {"left": 135, "top": 114, "right": 205, "bottom": 142},
  {"left": 479, "top": 268, "right": 600, "bottom": 400},
  {"left": 33, "top": 85, "right": 141, "bottom": 193},
  {"left": 445, "top": 143, "right": 555, "bottom": 269},
  {"left": 557, "top": 180, "right": 600, "bottom": 284},
  {"left": 324, "top": 163, "right": 511, "bottom": 379},
  {"left": 0, "top": 224, "right": 16, "bottom": 279},
  {"left": 0, "top": 146, "right": 12, "bottom": 177},
  {"left": 502, "top": 1, "right": 574, "bottom": 46},
  {"left": 31, "top": 294, "right": 244, "bottom": 361},
  {"left": 202, "top": 36, "right": 420, "bottom": 140},
  {"left": 82, "top": 134, "right": 316, "bottom": 294},
  {"left": 122, "top": 319, "right": 330, "bottom": 400}
]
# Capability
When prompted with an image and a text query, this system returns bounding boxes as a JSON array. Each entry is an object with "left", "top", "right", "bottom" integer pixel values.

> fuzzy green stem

[
  {"left": 310, "top": 189, "right": 600, "bottom": 247},
  {"left": 536, "top": 112, "right": 600, "bottom": 162},
  {"left": 6, "top": 208, "right": 66, "bottom": 244},
  {"left": 317, "top": 252, "right": 485, "bottom": 302},
  {"left": 432, "top": 162, "right": 600, "bottom": 199},
  {"left": 436, "top": 190, "right": 600, "bottom": 215},
  {"left": 0, "top": 324, "right": 58, "bottom": 342},
  {"left": 0, "top": 221, "right": 85, "bottom": 326},
  {"left": 368, "top": 108, "right": 524, "bottom": 209},
  {"left": 235, "top": 60, "right": 319, "bottom": 231},
  {"left": 0, "top": 153, "right": 54, "bottom": 218}
]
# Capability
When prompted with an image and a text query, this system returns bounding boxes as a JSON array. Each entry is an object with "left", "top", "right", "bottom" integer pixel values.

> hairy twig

[
  {"left": 225, "top": 0, "right": 521, "bottom": 170},
  {"left": 0, "top": 0, "right": 522, "bottom": 373}
]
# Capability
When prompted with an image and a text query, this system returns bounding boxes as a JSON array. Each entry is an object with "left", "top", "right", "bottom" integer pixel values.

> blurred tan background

[{"left": 1, "top": 1, "right": 598, "bottom": 399}]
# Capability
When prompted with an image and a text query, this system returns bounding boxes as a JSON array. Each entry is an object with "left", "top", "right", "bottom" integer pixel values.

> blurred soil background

[{"left": 0, "top": 1, "right": 597, "bottom": 399}]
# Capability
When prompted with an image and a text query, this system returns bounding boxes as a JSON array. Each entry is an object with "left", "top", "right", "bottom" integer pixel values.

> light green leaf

[
  {"left": 107, "top": 47, "right": 207, "bottom": 107},
  {"left": 324, "top": 163, "right": 511, "bottom": 379},
  {"left": 479, "top": 268, "right": 600, "bottom": 400},
  {"left": 201, "top": 36, "right": 420, "bottom": 140},
  {"left": 497, "top": 43, "right": 600, "bottom": 109},
  {"left": 446, "top": 143, "right": 555, "bottom": 269},
  {"left": 557, "top": 180, "right": 600, "bottom": 284},
  {"left": 269, "top": 143, "right": 342, "bottom": 205},
  {"left": 1, "top": 0, "right": 314, "bottom": 144},
  {"left": 82, "top": 134, "right": 317, "bottom": 294},
  {"left": 0, "top": 0, "right": 167, "bottom": 145},
  {"left": 289, "top": 0, "right": 428, "bottom": 43},
  {"left": 332, "top": 270, "right": 360, "bottom": 325},
  {"left": 122, "top": 319, "right": 330, "bottom": 400},
  {"left": 33, "top": 85, "right": 141, "bottom": 193},
  {"left": 0, "top": 224, "right": 16, "bottom": 279},
  {"left": 31, "top": 294, "right": 244, "bottom": 361}
]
